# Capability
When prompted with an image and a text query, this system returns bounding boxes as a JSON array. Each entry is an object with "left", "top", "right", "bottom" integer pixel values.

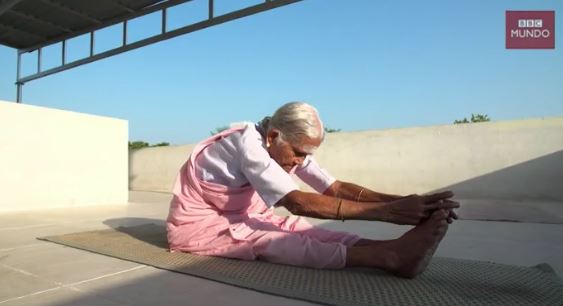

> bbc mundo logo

[
  {"left": 511, "top": 19, "right": 551, "bottom": 38},
  {"left": 506, "top": 11, "right": 554, "bottom": 49}
]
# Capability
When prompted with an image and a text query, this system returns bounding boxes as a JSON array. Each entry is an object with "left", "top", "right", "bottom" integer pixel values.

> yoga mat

[{"left": 39, "top": 224, "right": 563, "bottom": 306}]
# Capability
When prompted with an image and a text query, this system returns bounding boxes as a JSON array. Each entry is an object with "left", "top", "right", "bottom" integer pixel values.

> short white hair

[{"left": 268, "top": 101, "right": 324, "bottom": 145}]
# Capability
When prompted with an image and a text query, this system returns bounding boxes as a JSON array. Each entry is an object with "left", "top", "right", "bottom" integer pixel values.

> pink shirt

[{"left": 195, "top": 124, "right": 335, "bottom": 207}]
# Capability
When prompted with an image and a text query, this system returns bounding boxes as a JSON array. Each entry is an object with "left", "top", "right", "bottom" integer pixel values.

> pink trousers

[{"left": 168, "top": 208, "right": 360, "bottom": 269}]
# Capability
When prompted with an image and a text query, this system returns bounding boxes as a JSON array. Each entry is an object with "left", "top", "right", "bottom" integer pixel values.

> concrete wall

[
  {"left": 129, "top": 117, "right": 563, "bottom": 203},
  {"left": 315, "top": 117, "right": 563, "bottom": 201},
  {"left": 0, "top": 100, "right": 128, "bottom": 211},
  {"left": 129, "top": 144, "right": 195, "bottom": 193}
]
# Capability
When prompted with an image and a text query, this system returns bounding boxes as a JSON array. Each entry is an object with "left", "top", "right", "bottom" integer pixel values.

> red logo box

[{"left": 506, "top": 11, "right": 555, "bottom": 49}]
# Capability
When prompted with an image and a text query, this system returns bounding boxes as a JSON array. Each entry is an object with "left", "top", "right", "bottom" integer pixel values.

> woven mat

[{"left": 38, "top": 224, "right": 563, "bottom": 306}]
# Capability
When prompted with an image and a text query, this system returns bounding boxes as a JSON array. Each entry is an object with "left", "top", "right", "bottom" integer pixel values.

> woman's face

[{"left": 266, "top": 129, "right": 322, "bottom": 173}]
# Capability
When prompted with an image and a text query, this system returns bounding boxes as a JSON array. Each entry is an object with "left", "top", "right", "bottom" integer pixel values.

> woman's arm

[
  {"left": 323, "top": 180, "right": 403, "bottom": 202},
  {"left": 276, "top": 190, "right": 386, "bottom": 220},
  {"left": 276, "top": 189, "right": 458, "bottom": 224}
]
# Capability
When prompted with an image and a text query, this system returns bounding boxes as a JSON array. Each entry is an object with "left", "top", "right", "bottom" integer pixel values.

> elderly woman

[{"left": 167, "top": 102, "right": 459, "bottom": 278}]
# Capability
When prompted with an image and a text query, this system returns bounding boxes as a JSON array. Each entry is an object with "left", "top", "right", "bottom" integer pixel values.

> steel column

[{"left": 16, "top": 51, "right": 22, "bottom": 103}]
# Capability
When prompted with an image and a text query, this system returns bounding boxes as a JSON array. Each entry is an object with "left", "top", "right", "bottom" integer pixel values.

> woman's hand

[{"left": 382, "top": 191, "right": 460, "bottom": 225}]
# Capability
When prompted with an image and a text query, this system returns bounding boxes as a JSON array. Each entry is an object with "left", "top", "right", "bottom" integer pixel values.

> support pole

[
  {"left": 62, "top": 40, "right": 66, "bottom": 65},
  {"left": 16, "top": 82, "right": 23, "bottom": 103},
  {"left": 37, "top": 48, "right": 42, "bottom": 73},
  {"left": 162, "top": 8, "right": 167, "bottom": 34},
  {"left": 209, "top": 0, "right": 214, "bottom": 19},
  {"left": 90, "top": 31, "right": 95, "bottom": 56},
  {"left": 16, "top": 52, "right": 23, "bottom": 103},
  {"left": 122, "top": 20, "right": 127, "bottom": 46}
]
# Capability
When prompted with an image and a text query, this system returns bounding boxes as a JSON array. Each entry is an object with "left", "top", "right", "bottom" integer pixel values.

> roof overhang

[{"left": 0, "top": 0, "right": 303, "bottom": 102}]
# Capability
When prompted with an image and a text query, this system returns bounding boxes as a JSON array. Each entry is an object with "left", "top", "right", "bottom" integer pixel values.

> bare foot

[{"left": 388, "top": 209, "right": 449, "bottom": 278}]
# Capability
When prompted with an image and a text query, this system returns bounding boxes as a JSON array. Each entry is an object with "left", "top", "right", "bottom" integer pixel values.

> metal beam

[
  {"left": 21, "top": 0, "right": 193, "bottom": 53},
  {"left": 0, "top": 0, "right": 24, "bottom": 16},
  {"left": 18, "top": 0, "right": 303, "bottom": 84}
]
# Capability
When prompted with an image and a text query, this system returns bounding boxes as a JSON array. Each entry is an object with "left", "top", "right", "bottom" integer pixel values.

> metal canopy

[
  {"left": 0, "top": 0, "right": 166, "bottom": 50},
  {"left": 0, "top": 0, "right": 302, "bottom": 102}
]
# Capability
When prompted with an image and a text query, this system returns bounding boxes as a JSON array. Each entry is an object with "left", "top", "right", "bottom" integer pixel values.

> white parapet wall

[
  {"left": 129, "top": 143, "right": 196, "bottom": 193},
  {"left": 130, "top": 117, "right": 563, "bottom": 203},
  {"left": 314, "top": 117, "right": 563, "bottom": 201},
  {"left": 0, "top": 100, "right": 128, "bottom": 211}
]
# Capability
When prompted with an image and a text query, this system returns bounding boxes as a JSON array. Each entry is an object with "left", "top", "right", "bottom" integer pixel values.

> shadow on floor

[{"left": 103, "top": 218, "right": 167, "bottom": 249}]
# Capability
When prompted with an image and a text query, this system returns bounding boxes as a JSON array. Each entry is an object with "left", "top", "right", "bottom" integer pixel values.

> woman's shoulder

[
  {"left": 233, "top": 124, "right": 270, "bottom": 163},
  {"left": 236, "top": 123, "right": 264, "bottom": 146},
  {"left": 213, "top": 123, "right": 263, "bottom": 153}
]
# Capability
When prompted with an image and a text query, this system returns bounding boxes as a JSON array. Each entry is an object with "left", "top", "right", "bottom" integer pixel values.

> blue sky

[{"left": 1, "top": 0, "right": 561, "bottom": 145}]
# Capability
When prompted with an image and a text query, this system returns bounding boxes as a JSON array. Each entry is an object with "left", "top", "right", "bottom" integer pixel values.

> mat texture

[{"left": 39, "top": 224, "right": 563, "bottom": 306}]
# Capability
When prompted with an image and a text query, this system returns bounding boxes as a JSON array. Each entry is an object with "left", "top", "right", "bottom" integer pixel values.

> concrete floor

[{"left": 1, "top": 191, "right": 562, "bottom": 306}]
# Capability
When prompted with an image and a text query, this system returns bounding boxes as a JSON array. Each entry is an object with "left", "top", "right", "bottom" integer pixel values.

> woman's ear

[{"left": 266, "top": 129, "right": 280, "bottom": 148}]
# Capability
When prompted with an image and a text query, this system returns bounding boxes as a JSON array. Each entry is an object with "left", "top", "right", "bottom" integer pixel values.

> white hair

[{"left": 264, "top": 101, "right": 324, "bottom": 146}]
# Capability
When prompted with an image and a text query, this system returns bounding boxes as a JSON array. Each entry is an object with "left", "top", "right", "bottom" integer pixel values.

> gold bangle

[
  {"left": 336, "top": 198, "right": 344, "bottom": 221},
  {"left": 356, "top": 188, "right": 365, "bottom": 202}
]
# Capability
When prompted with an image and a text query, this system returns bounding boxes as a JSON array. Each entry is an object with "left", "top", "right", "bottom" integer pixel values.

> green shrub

[
  {"left": 129, "top": 141, "right": 170, "bottom": 150},
  {"left": 454, "top": 113, "right": 490, "bottom": 124}
]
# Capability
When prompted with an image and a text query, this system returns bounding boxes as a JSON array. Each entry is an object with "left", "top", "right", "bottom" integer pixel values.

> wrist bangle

[{"left": 336, "top": 198, "right": 344, "bottom": 222}]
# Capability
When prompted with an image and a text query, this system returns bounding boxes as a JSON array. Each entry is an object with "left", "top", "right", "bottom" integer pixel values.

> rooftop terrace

[
  {"left": 1, "top": 101, "right": 562, "bottom": 305},
  {"left": 1, "top": 191, "right": 562, "bottom": 305}
]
